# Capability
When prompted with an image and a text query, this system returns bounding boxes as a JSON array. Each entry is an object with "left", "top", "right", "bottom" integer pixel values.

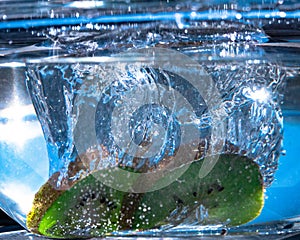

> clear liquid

[{"left": 0, "top": 0, "right": 300, "bottom": 237}]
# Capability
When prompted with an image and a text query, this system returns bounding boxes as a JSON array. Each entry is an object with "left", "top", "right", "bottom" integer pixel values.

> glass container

[{"left": 0, "top": 0, "right": 299, "bottom": 238}]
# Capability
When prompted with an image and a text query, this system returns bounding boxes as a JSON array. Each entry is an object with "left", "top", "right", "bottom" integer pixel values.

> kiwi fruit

[{"left": 27, "top": 154, "right": 264, "bottom": 238}]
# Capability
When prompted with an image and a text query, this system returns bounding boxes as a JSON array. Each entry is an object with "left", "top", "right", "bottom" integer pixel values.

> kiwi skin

[{"left": 26, "top": 175, "right": 63, "bottom": 233}]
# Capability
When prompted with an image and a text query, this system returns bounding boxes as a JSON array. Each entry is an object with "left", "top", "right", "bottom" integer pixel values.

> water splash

[{"left": 25, "top": 18, "right": 285, "bottom": 187}]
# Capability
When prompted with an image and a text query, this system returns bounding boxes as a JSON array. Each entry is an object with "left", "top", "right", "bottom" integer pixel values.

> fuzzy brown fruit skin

[
  {"left": 26, "top": 145, "right": 112, "bottom": 233},
  {"left": 26, "top": 177, "right": 63, "bottom": 233}
]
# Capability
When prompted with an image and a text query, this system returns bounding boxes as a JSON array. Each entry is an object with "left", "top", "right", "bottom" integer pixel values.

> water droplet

[
  {"left": 277, "top": 0, "right": 284, "bottom": 4},
  {"left": 236, "top": 13, "right": 242, "bottom": 20}
]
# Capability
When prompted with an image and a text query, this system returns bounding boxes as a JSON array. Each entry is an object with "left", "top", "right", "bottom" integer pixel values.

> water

[{"left": 0, "top": 0, "right": 300, "bottom": 238}]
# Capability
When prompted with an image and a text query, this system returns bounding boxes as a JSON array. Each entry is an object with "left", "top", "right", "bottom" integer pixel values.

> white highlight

[
  {"left": 1, "top": 181, "right": 36, "bottom": 213},
  {"left": 0, "top": 103, "right": 41, "bottom": 149},
  {"left": 243, "top": 87, "right": 271, "bottom": 103},
  {"left": 67, "top": 1, "right": 104, "bottom": 9}
]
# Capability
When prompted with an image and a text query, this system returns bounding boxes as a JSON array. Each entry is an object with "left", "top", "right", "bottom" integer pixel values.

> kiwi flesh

[
  {"left": 27, "top": 154, "right": 264, "bottom": 238},
  {"left": 130, "top": 154, "right": 264, "bottom": 229},
  {"left": 37, "top": 172, "right": 124, "bottom": 238}
]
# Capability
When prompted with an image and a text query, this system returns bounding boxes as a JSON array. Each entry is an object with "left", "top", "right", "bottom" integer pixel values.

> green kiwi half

[{"left": 27, "top": 154, "right": 264, "bottom": 238}]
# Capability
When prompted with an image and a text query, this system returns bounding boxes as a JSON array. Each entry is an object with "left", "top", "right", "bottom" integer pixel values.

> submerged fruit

[{"left": 26, "top": 154, "right": 264, "bottom": 238}]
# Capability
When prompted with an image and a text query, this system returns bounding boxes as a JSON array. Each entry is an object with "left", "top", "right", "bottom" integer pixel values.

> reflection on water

[
  {"left": 251, "top": 116, "right": 300, "bottom": 223},
  {"left": 0, "top": 98, "right": 48, "bottom": 226},
  {"left": 0, "top": 103, "right": 40, "bottom": 148}
]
